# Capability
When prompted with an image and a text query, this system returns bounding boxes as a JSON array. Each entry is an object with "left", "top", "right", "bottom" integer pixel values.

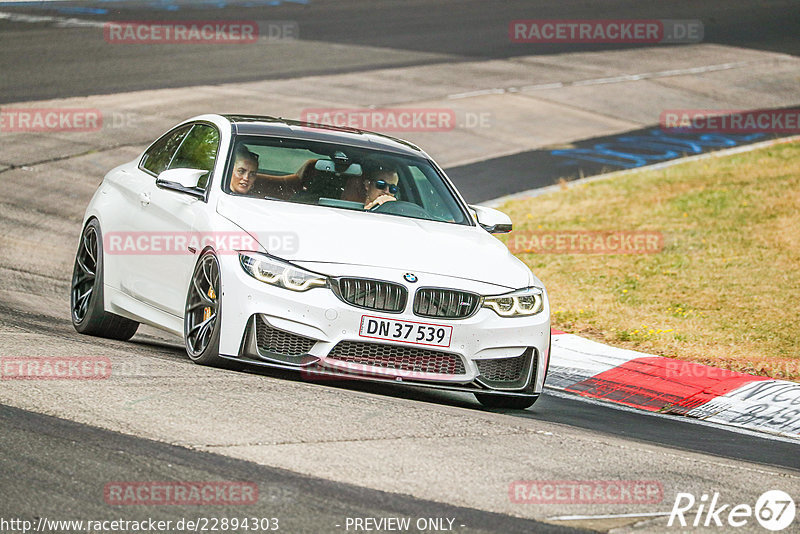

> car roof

[{"left": 222, "top": 114, "right": 426, "bottom": 158}]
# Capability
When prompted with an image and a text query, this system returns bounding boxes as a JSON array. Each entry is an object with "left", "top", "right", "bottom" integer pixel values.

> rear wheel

[
  {"left": 474, "top": 393, "right": 538, "bottom": 410},
  {"left": 70, "top": 219, "right": 139, "bottom": 340},
  {"left": 184, "top": 251, "right": 225, "bottom": 366}
]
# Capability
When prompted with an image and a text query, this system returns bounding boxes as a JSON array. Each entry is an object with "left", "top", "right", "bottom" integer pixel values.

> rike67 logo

[{"left": 669, "top": 490, "right": 795, "bottom": 531}]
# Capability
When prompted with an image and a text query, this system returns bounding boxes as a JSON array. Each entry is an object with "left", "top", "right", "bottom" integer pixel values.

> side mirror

[
  {"left": 156, "top": 168, "right": 207, "bottom": 199},
  {"left": 157, "top": 168, "right": 207, "bottom": 188},
  {"left": 470, "top": 205, "right": 513, "bottom": 234}
]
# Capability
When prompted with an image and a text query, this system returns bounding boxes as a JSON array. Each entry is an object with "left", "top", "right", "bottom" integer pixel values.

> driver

[{"left": 363, "top": 167, "right": 399, "bottom": 210}]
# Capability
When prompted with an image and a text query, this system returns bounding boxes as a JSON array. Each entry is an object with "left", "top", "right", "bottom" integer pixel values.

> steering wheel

[{"left": 369, "top": 200, "right": 432, "bottom": 218}]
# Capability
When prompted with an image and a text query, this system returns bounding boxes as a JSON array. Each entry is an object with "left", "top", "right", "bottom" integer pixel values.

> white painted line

[
  {"left": 568, "top": 61, "right": 754, "bottom": 87},
  {"left": 446, "top": 88, "right": 507, "bottom": 99},
  {"left": 518, "top": 82, "right": 564, "bottom": 91},
  {"left": 547, "top": 511, "right": 671, "bottom": 521},
  {"left": 448, "top": 59, "right": 797, "bottom": 100}
]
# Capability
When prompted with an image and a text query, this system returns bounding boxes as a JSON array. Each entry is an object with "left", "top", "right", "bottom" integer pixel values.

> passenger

[
  {"left": 229, "top": 147, "right": 315, "bottom": 198},
  {"left": 229, "top": 148, "right": 259, "bottom": 195}
]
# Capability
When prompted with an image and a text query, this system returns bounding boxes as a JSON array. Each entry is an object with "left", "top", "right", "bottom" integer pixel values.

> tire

[
  {"left": 184, "top": 251, "right": 226, "bottom": 367},
  {"left": 70, "top": 219, "right": 139, "bottom": 340},
  {"left": 474, "top": 393, "right": 539, "bottom": 410}
]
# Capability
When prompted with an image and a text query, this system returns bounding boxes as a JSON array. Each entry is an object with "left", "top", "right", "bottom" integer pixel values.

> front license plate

[{"left": 359, "top": 315, "right": 453, "bottom": 348}]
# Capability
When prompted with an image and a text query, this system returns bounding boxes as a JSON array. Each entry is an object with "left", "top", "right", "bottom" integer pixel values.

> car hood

[{"left": 217, "top": 196, "right": 531, "bottom": 289}]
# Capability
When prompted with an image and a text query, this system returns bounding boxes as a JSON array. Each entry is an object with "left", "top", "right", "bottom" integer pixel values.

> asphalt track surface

[
  {"left": 0, "top": 404, "right": 581, "bottom": 534},
  {"left": 0, "top": 0, "right": 799, "bottom": 103},
  {"left": 1, "top": 1, "right": 799, "bottom": 532}
]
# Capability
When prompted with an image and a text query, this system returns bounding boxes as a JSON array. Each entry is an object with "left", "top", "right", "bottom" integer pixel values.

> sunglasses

[{"left": 373, "top": 180, "right": 398, "bottom": 195}]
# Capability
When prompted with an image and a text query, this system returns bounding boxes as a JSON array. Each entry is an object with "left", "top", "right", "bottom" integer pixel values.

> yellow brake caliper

[{"left": 203, "top": 287, "right": 216, "bottom": 321}]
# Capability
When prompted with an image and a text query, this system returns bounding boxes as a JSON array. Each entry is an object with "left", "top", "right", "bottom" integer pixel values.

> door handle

[{"left": 139, "top": 192, "right": 151, "bottom": 206}]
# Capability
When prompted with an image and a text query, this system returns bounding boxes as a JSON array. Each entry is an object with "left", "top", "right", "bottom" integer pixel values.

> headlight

[
  {"left": 239, "top": 252, "right": 327, "bottom": 292},
  {"left": 483, "top": 287, "right": 544, "bottom": 317}
]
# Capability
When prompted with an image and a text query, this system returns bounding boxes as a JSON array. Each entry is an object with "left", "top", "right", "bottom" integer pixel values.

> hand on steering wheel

[{"left": 365, "top": 195, "right": 397, "bottom": 210}]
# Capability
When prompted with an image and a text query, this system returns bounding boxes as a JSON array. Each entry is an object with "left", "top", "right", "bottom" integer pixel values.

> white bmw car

[{"left": 71, "top": 114, "right": 550, "bottom": 409}]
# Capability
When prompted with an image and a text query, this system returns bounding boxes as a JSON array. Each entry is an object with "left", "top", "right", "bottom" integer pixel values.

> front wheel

[
  {"left": 474, "top": 393, "right": 539, "bottom": 410},
  {"left": 184, "top": 251, "right": 225, "bottom": 366}
]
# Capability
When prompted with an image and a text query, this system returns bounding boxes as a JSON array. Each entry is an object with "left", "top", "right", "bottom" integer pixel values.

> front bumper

[{"left": 217, "top": 256, "right": 550, "bottom": 394}]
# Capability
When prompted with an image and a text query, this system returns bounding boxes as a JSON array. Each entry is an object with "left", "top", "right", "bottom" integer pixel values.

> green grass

[{"left": 498, "top": 141, "right": 800, "bottom": 381}]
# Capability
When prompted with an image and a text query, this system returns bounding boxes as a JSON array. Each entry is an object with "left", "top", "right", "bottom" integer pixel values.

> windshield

[{"left": 222, "top": 135, "right": 471, "bottom": 225}]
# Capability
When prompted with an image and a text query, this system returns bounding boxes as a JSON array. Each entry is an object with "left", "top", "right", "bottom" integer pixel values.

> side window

[
  {"left": 140, "top": 125, "right": 191, "bottom": 176},
  {"left": 169, "top": 124, "right": 220, "bottom": 189}
]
